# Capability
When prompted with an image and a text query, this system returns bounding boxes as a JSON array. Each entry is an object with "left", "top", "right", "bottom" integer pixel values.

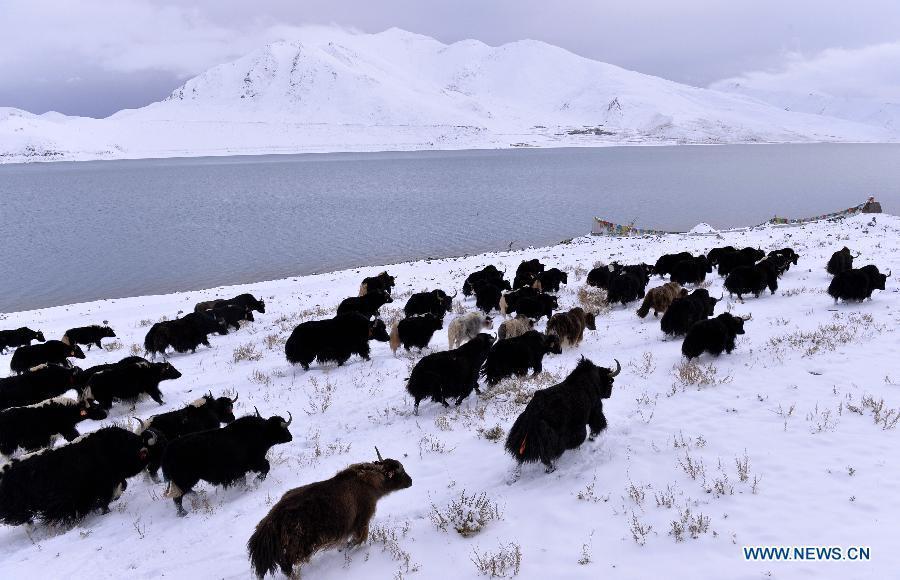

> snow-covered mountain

[{"left": 1, "top": 27, "right": 896, "bottom": 163}]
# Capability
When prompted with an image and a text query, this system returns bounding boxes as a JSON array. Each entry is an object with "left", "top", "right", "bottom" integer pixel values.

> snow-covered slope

[
  {"left": 1, "top": 213, "right": 899, "bottom": 578},
  {"left": 2, "top": 28, "right": 897, "bottom": 163}
]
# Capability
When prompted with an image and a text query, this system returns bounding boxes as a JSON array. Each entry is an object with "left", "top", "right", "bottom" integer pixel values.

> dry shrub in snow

[
  {"left": 476, "top": 425, "right": 504, "bottom": 442},
  {"left": 232, "top": 342, "right": 262, "bottom": 363},
  {"left": 103, "top": 340, "right": 123, "bottom": 352},
  {"left": 847, "top": 394, "right": 900, "bottom": 430},
  {"left": 669, "top": 508, "right": 711, "bottom": 542},
  {"left": 430, "top": 491, "right": 503, "bottom": 537},
  {"left": 767, "top": 312, "right": 884, "bottom": 358},
  {"left": 471, "top": 542, "right": 522, "bottom": 578},
  {"left": 367, "top": 521, "right": 420, "bottom": 575},
  {"left": 576, "top": 285, "right": 611, "bottom": 315},
  {"left": 671, "top": 360, "right": 732, "bottom": 391},
  {"left": 129, "top": 343, "right": 143, "bottom": 356}
]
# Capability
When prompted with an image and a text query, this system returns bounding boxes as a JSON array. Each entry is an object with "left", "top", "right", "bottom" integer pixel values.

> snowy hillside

[
  {"left": 1, "top": 213, "right": 898, "bottom": 578},
  {"left": 1, "top": 27, "right": 897, "bottom": 163}
]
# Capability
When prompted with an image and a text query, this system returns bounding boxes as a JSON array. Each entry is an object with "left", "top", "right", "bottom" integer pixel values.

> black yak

[
  {"left": 72, "top": 356, "right": 149, "bottom": 391},
  {"left": 463, "top": 265, "right": 509, "bottom": 296},
  {"left": 10, "top": 340, "right": 85, "bottom": 374},
  {"left": 144, "top": 313, "right": 227, "bottom": 357},
  {"left": 636, "top": 282, "right": 688, "bottom": 318},
  {"left": 0, "top": 397, "right": 108, "bottom": 456},
  {"left": 0, "top": 364, "right": 84, "bottom": 410},
  {"left": 482, "top": 331, "right": 562, "bottom": 386},
  {"left": 62, "top": 325, "right": 116, "bottom": 350},
  {"left": 507, "top": 293, "right": 558, "bottom": 321},
  {"left": 447, "top": 312, "right": 493, "bottom": 348},
  {"left": 546, "top": 307, "right": 596, "bottom": 348},
  {"left": 473, "top": 282, "right": 503, "bottom": 314},
  {"left": 724, "top": 263, "right": 779, "bottom": 299},
  {"left": 499, "top": 286, "right": 542, "bottom": 315},
  {"left": 606, "top": 272, "right": 647, "bottom": 306},
  {"left": 82, "top": 361, "right": 182, "bottom": 409},
  {"left": 682, "top": 313, "right": 751, "bottom": 359},
  {"left": 497, "top": 316, "right": 535, "bottom": 340},
  {"left": 403, "top": 289, "right": 453, "bottom": 319},
  {"left": 406, "top": 333, "right": 493, "bottom": 412},
  {"left": 827, "top": 247, "right": 858, "bottom": 276},
  {"left": 211, "top": 304, "right": 255, "bottom": 331},
  {"left": 285, "top": 313, "right": 389, "bottom": 370},
  {"left": 505, "top": 358, "right": 620, "bottom": 472},
  {"left": 768, "top": 248, "right": 799, "bottom": 267},
  {"left": 337, "top": 290, "right": 393, "bottom": 319},
  {"left": 654, "top": 252, "right": 694, "bottom": 278},
  {"left": 717, "top": 247, "right": 765, "bottom": 277},
  {"left": 706, "top": 246, "right": 737, "bottom": 267},
  {"left": 827, "top": 265, "right": 890, "bottom": 302},
  {"left": 586, "top": 263, "right": 618, "bottom": 289},
  {"left": 0, "top": 327, "right": 46, "bottom": 354},
  {"left": 671, "top": 256, "right": 712, "bottom": 286},
  {"left": 538, "top": 268, "right": 568, "bottom": 292},
  {"left": 660, "top": 289, "right": 719, "bottom": 336},
  {"left": 513, "top": 259, "right": 545, "bottom": 289},
  {"left": 389, "top": 314, "right": 443, "bottom": 352},
  {"left": 134, "top": 391, "right": 238, "bottom": 479},
  {"left": 247, "top": 448, "right": 412, "bottom": 579},
  {"left": 195, "top": 293, "right": 266, "bottom": 314},
  {"left": 0, "top": 426, "right": 160, "bottom": 525},
  {"left": 358, "top": 272, "right": 396, "bottom": 297},
  {"left": 161, "top": 410, "right": 293, "bottom": 516}
]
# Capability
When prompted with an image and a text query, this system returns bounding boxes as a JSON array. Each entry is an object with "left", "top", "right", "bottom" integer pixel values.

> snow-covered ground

[
  {"left": 1, "top": 28, "right": 897, "bottom": 164},
  {"left": 1, "top": 213, "right": 898, "bottom": 579}
]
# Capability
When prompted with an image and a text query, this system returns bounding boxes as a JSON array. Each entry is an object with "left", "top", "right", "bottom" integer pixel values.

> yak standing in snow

[
  {"left": 473, "top": 282, "right": 503, "bottom": 314},
  {"left": 506, "top": 293, "right": 558, "bottom": 321},
  {"left": 497, "top": 316, "right": 535, "bottom": 340},
  {"left": 337, "top": 290, "right": 393, "bottom": 319},
  {"left": 247, "top": 448, "right": 412, "bottom": 579},
  {"left": 654, "top": 252, "right": 694, "bottom": 278},
  {"left": 606, "top": 272, "right": 647, "bottom": 306},
  {"left": 537, "top": 268, "right": 568, "bottom": 292},
  {"left": 660, "top": 289, "right": 720, "bottom": 337},
  {"left": 194, "top": 293, "right": 266, "bottom": 314},
  {"left": 681, "top": 313, "right": 751, "bottom": 359},
  {"left": 447, "top": 312, "right": 493, "bottom": 349},
  {"left": 671, "top": 256, "right": 712, "bottom": 286},
  {"left": 0, "top": 396, "right": 108, "bottom": 456},
  {"left": 546, "top": 307, "right": 596, "bottom": 348},
  {"left": 505, "top": 358, "right": 620, "bottom": 473},
  {"left": 826, "top": 247, "right": 859, "bottom": 276},
  {"left": 82, "top": 360, "right": 182, "bottom": 409},
  {"left": 0, "top": 327, "right": 45, "bottom": 354},
  {"left": 637, "top": 282, "right": 688, "bottom": 318},
  {"left": 482, "top": 331, "right": 562, "bottom": 386},
  {"left": 827, "top": 265, "right": 890, "bottom": 302},
  {"left": 62, "top": 325, "right": 117, "bottom": 351},
  {"left": 285, "top": 313, "right": 389, "bottom": 370},
  {"left": 406, "top": 334, "right": 494, "bottom": 413},
  {"left": 0, "top": 364, "right": 84, "bottom": 411},
  {"left": 403, "top": 289, "right": 454, "bottom": 319},
  {"left": 724, "top": 263, "right": 779, "bottom": 300},
  {"left": 389, "top": 314, "right": 443, "bottom": 352},
  {"left": 10, "top": 340, "right": 85, "bottom": 374},
  {"left": 358, "top": 272, "right": 396, "bottom": 297},
  {"left": 463, "top": 266, "right": 509, "bottom": 296}
]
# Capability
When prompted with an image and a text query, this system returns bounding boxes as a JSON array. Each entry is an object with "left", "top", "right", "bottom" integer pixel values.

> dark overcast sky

[{"left": 2, "top": 0, "right": 899, "bottom": 117}]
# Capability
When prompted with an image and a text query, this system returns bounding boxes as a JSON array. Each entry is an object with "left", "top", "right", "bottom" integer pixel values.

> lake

[{"left": 2, "top": 144, "right": 899, "bottom": 313}]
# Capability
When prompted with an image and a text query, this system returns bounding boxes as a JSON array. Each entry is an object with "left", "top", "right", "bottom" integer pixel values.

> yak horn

[
  {"left": 132, "top": 416, "right": 147, "bottom": 431},
  {"left": 610, "top": 359, "right": 621, "bottom": 377},
  {"left": 281, "top": 411, "right": 293, "bottom": 428},
  {"left": 254, "top": 406, "right": 261, "bottom": 417},
  {"left": 231, "top": 392, "right": 239, "bottom": 403},
  {"left": 451, "top": 290, "right": 458, "bottom": 298},
  {"left": 740, "top": 313, "right": 753, "bottom": 321},
  {"left": 852, "top": 252, "right": 861, "bottom": 258},
  {"left": 887, "top": 270, "right": 892, "bottom": 277},
  {"left": 375, "top": 446, "right": 384, "bottom": 462},
  {"left": 145, "top": 430, "right": 158, "bottom": 446}
]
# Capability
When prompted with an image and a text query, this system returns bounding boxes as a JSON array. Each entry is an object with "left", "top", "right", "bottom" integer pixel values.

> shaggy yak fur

[
  {"left": 285, "top": 313, "right": 390, "bottom": 370},
  {"left": 247, "top": 451, "right": 412, "bottom": 579},
  {"left": 497, "top": 316, "right": 535, "bottom": 340},
  {"left": 606, "top": 272, "right": 647, "bottom": 306},
  {"left": 654, "top": 252, "right": 694, "bottom": 278},
  {"left": 506, "top": 293, "right": 558, "bottom": 321},
  {"left": 828, "top": 265, "right": 889, "bottom": 302},
  {"left": 463, "top": 265, "right": 510, "bottom": 296},
  {"left": 724, "top": 264, "right": 779, "bottom": 299},
  {"left": 406, "top": 334, "right": 493, "bottom": 412},
  {"left": 0, "top": 364, "right": 84, "bottom": 411},
  {"left": 756, "top": 254, "right": 792, "bottom": 278},
  {"left": 403, "top": 289, "right": 453, "bottom": 319},
  {"left": 716, "top": 247, "right": 765, "bottom": 277},
  {"left": 447, "top": 312, "right": 493, "bottom": 349},
  {"left": 660, "top": 289, "right": 720, "bottom": 337},
  {"left": 0, "top": 397, "right": 108, "bottom": 456},
  {"left": 513, "top": 259, "right": 546, "bottom": 289},
  {"left": 482, "top": 331, "right": 562, "bottom": 386},
  {"left": 681, "top": 313, "right": 750, "bottom": 359},
  {"left": 705, "top": 246, "right": 737, "bottom": 266},
  {"left": 10, "top": 340, "right": 85, "bottom": 374},
  {"left": 62, "top": 325, "right": 116, "bottom": 350},
  {"left": 473, "top": 281, "right": 503, "bottom": 314},
  {"left": 546, "top": 307, "right": 596, "bottom": 347},
  {"left": 358, "top": 272, "right": 396, "bottom": 297},
  {"left": 336, "top": 290, "right": 393, "bottom": 319},
  {"left": 504, "top": 358, "right": 620, "bottom": 472},
  {"left": 82, "top": 361, "right": 182, "bottom": 410},
  {"left": 208, "top": 305, "right": 255, "bottom": 331},
  {"left": 144, "top": 312, "right": 227, "bottom": 357},
  {"left": 826, "top": 247, "right": 858, "bottom": 276},
  {"left": 537, "top": 268, "right": 569, "bottom": 292},
  {"left": 72, "top": 356, "right": 148, "bottom": 391},
  {"left": 0, "top": 327, "right": 45, "bottom": 354},
  {"left": 389, "top": 314, "right": 443, "bottom": 352},
  {"left": 670, "top": 256, "right": 712, "bottom": 286},
  {"left": 161, "top": 412, "right": 293, "bottom": 516},
  {"left": 768, "top": 248, "right": 799, "bottom": 267},
  {"left": 0, "top": 426, "right": 159, "bottom": 526},
  {"left": 194, "top": 293, "right": 266, "bottom": 314},
  {"left": 636, "top": 282, "right": 688, "bottom": 318},
  {"left": 134, "top": 391, "right": 238, "bottom": 479},
  {"left": 498, "top": 286, "right": 542, "bottom": 315}
]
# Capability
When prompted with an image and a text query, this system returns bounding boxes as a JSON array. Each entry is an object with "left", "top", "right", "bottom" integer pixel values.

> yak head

[
  {"left": 369, "top": 319, "right": 390, "bottom": 342},
  {"left": 137, "top": 428, "right": 165, "bottom": 465},
  {"left": 723, "top": 313, "right": 750, "bottom": 335},
  {"left": 434, "top": 289, "right": 454, "bottom": 311},
  {"left": 698, "top": 256, "right": 712, "bottom": 273},
  {"left": 69, "top": 344, "right": 86, "bottom": 359},
  {"left": 426, "top": 314, "right": 444, "bottom": 332},
  {"left": 373, "top": 290, "right": 394, "bottom": 306},
  {"left": 100, "top": 326, "right": 117, "bottom": 339},
  {"left": 34, "top": 330, "right": 47, "bottom": 342},
  {"left": 156, "top": 362, "right": 183, "bottom": 381},
  {"left": 79, "top": 397, "right": 109, "bottom": 421},
  {"left": 264, "top": 411, "right": 294, "bottom": 444},
  {"left": 482, "top": 316, "right": 494, "bottom": 329},
  {"left": 244, "top": 294, "right": 266, "bottom": 313},
  {"left": 584, "top": 312, "right": 597, "bottom": 331},
  {"left": 373, "top": 447, "right": 413, "bottom": 491},
  {"left": 211, "top": 391, "right": 238, "bottom": 423},
  {"left": 543, "top": 334, "right": 563, "bottom": 355},
  {"left": 379, "top": 272, "right": 396, "bottom": 288},
  {"left": 572, "top": 357, "right": 621, "bottom": 399}
]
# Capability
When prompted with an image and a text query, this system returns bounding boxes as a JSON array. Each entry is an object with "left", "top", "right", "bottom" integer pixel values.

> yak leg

[
  {"left": 61, "top": 427, "right": 80, "bottom": 442},
  {"left": 148, "top": 386, "right": 165, "bottom": 405},
  {"left": 254, "top": 458, "right": 271, "bottom": 480},
  {"left": 544, "top": 460, "right": 557, "bottom": 474},
  {"left": 95, "top": 341, "right": 103, "bottom": 350},
  {"left": 588, "top": 407, "right": 608, "bottom": 440},
  {"left": 532, "top": 361, "right": 543, "bottom": 375},
  {"left": 174, "top": 496, "right": 188, "bottom": 517}
]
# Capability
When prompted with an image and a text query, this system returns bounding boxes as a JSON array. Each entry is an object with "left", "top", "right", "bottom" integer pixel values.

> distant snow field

[
  {"left": 1, "top": 213, "right": 898, "bottom": 578},
  {"left": 1, "top": 28, "right": 897, "bottom": 164}
]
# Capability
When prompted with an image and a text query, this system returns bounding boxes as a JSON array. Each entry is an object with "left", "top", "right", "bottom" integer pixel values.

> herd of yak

[{"left": 0, "top": 241, "right": 889, "bottom": 578}]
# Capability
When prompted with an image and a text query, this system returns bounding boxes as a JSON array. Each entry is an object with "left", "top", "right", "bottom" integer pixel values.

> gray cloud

[{"left": 2, "top": 0, "right": 899, "bottom": 117}]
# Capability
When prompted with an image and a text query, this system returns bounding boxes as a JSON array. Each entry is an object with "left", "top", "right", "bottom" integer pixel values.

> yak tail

[
  {"left": 389, "top": 320, "right": 401, "bottom": 353},
  {"left": 499, "top": 295, "right": 508, "bottom": 315},
  {"left": 505, "top": 407, "right": 560, "bottom": 465},
  {"left": 247, "top": 512, "right": 283, "bottom": 579},
  {"left": 60, "top": 334, "right": 71, "bottom": 346},
  {"left": 358, "top": 282, "right": 368, "bottom": 297},
  {"left": 635, "top": 295, "right": 652, "bottom": 318}
]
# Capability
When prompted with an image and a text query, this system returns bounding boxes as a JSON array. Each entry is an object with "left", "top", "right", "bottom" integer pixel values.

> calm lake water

[{"left": 2, "top": 144, "right": 899, "bottom": 313}]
